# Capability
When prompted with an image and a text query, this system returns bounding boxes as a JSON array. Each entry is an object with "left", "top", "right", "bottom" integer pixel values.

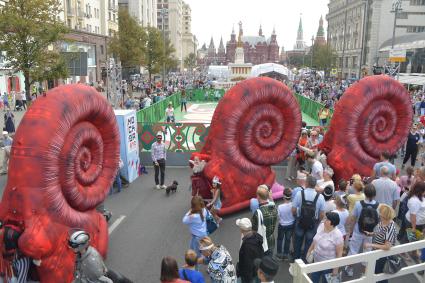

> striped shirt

[
  {"left": 151, "top": 142, "right": 166, "bottom": 162},
  {"left": 372, "top": 221, "right": 397, "bottom": 246}
]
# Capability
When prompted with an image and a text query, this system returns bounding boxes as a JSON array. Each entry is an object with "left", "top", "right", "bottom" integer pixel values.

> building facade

[
  {"left": 60, "top": 0, "right": 118, "bottom": 83},
  {"left": 181, "top": 2, "right": 196, "bottom": 69},
  {"left": 201, "top": 22, "right": 279, "bottom": 66},
  {"left": 327, "top": 0, "right": 425, "bottom": 79},
  {"left": 118, "top": 0, "right": 157, "bottom": 27},
  {"left": 157, "top": 0, "right": 183, "bottom": 69}
]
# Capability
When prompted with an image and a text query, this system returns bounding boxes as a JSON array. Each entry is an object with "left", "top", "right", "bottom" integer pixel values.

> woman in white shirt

[
  {"left": 306, "top": 212, "right": 343, "bottom": 283},
  {"left": 405, "top": 181, "right": 425, "bottom": 236}
]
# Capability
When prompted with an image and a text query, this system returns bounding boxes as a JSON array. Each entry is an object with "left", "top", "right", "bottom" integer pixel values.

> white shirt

[
  {"left": 406, "top": 196, "right": 425, "bottom": 225},
  {"left": 311, "top": 160, "right": 324, "bottom": 180},
  {"left": 333, "top": 208, "right": 349, "bottom": 236},
  {"left": 278, "top": 202, "right": 295, "bottom": 226},
  {"left": 324, "top": 200, "right": 336, "bottom": 213},
  {"left": 166, "top": 107, "right": 174, "bottom": 117}
]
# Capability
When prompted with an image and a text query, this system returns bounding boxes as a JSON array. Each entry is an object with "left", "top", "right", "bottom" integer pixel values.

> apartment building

[
  {"left": 327, "top": 0, "right": 425, "bottom": 79},
  {"left": 118, "top": 0, "right": 157, "bottom": 27},
  {"left": 181, "top": 1, "right": 196, "bottom": 69}
]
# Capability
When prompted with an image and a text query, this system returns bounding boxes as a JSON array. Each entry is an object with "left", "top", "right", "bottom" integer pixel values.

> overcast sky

[{"left": 184, "top": 0, "right": 329, "bottom": 51}]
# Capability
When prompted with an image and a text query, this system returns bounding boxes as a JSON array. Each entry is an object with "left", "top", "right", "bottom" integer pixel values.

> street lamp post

[
  {"left": 359, "top": 0, "right": 370, "bottom": 78},
  {"left": 160, "top": 5, "right": 168, "bottom": 87},
  {"left": 310, "top": 36, "right": 315, "bottom": 70},
  {"left": 390, "top": 0, "right": 402, "bottom": 79}
]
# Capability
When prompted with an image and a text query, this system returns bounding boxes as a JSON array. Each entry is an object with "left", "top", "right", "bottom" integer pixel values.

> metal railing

[{"left": 292, "top": 239, "right": 425, "bottom": 283}]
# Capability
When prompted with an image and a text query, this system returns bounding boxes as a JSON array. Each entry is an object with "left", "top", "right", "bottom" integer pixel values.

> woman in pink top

[{"left": 306, "top": 212, "right": 344, "bottom": 283}]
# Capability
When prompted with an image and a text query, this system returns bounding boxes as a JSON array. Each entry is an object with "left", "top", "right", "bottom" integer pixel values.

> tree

[
  {"left": 184, "top": 53, "right": 197, "bottom": 70},
  {"left": 287, "top": 53, "right": 307, "bottom": 68},
  {"left": 109, "top": 9, "right": 146, "bottom": 70},
  {"left": 162, "top": 39, "right": 178, "bottom": 74},
  {"left": 312, "top": 44, "right": 337, "bottom": 73},
  {"left": 144, "top": 27, "right": 164, "bottom": 82},
  {"left": 0, "top": 0, "right": 69, "bottom": 100}
]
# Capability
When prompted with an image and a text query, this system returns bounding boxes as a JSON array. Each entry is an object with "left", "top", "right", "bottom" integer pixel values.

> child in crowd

[
  {"left": 323, "top": 186, "right": 336, "bottom": 212},
  {"left": 179, "top": 249, "right": 205, "bottom": 283},
  {"left": 347, "top": 181, "right": 365, "bottom": 213},
  {"left": 333, "top": 196, "right": 349, "bottom": 240},
  {"left": 335, "top": 179, "right": 348, "bottom": 198},
  {"left": 276, "top": 188, "right": 295, "bottom": 261}
]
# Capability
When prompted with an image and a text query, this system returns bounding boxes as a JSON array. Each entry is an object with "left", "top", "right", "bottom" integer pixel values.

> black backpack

[
  {"left": 299, "top": 190, "right": 320, "bottom": 229},
  {"left": 358, "top": 200, "right": 379, "bottom": 234}
]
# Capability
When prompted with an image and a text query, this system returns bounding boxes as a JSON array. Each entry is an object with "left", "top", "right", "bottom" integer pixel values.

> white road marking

[{"left": 108, "top": 215, "right": 126, "bottom": 235}]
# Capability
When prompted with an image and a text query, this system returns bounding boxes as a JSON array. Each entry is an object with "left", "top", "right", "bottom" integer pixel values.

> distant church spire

[
  {"left": 315, "top": 15, "right": 326, "bottom": 46},
  {"left": 259, "top": 24, "right": 263, "bottom": 36},
  {"left": 209, "top": 37, "right": 215, "bottom": 49},
  {"left": 218, "top": 37, "right": 225, "bottom": 50},
  {"left": 297, "top": 16, "right": 303, "bottom": 41},
  {"left": 294, "top": 15, "right": 305, "bottom": 51}
]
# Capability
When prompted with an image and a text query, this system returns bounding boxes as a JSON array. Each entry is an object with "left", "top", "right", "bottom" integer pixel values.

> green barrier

[
  {"left": 294, "top": 93, "right": 333, "bottom": 124},
  {"left": 187, "top": 88, "right": 225, "bottom": 102},
  {"left": 136, "top": 92, "right": 181, "bottom": 123},
  {"left": 137, "top": 89, "right": 332, "bottom": 124}
]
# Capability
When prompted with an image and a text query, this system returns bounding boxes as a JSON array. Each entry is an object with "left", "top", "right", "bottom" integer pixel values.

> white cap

[
  {"left": 2, "top": 131, "right": 8, "bottom": 135},
  {"left": 212, "top": 176, "right": 221, "bottom": 185},
  {"left": 297, "top": 171, "right": 307, "bottom": 180},
  {"left": 156, "top": 132, "right": 162, "bottom": 137},
  {"left": 236, "top": 218, "right": 252, "bottom": 231}
]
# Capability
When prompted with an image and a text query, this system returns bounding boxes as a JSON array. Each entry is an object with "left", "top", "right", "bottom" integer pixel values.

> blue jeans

[
  {"left": 190, "top": 234, "right": 206, "bottom": 258},
  {"left": 277, "top": 224, "right": 294, "bottom": 256},
  {"left": 294, "top": 221, "right": 318, "bottom": 261},
  {"left": 311, "top": 269, "right": 331, "bottom": 283},
  {"left": 109, "top": 173, "right": 122, "bottom": 194}
]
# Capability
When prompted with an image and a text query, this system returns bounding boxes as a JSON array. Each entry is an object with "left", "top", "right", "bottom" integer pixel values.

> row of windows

[
  {"left": 338, "top": 56, "right": 358, "bottom": 68},
  {"left": 410, "top": 0, "right": 425, "bottom": 5},
  {"left": 407, "top": 26, "right": 425, "bottom": 32}
]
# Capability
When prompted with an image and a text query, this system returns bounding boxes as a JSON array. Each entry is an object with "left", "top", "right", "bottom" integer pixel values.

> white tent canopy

[
  {"left": 251, "top": 63, "right": 293, "bottom": 80},
  {"left": 397, "top": 73, "right": 425, "bottom": 86}
]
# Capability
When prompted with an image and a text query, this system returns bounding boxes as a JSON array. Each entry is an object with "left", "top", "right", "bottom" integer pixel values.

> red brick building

[{"left": 201, "top": 23, "right": 280, "bottom": 66}]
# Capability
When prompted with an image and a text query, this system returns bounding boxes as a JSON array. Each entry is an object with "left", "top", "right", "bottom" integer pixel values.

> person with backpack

[
  {"left": 292, "top": 176, "right": 325, "bottom": 261},
  {"left": 345, "top": 184, "right": 379, "bottom": 277},
  {"left": 251, "top": 185, "right": 278, "bottom": 255}
]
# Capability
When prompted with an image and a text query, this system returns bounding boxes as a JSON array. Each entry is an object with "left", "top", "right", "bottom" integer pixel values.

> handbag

[
  {"left": 206, "top": 210, "right": 218, "bottom": 235},
  {"left": 383, "top": 255, "right": 403, "bottom": 274},
  {"left": 256, "top": 209, "right": 269, "bottom": 252}
]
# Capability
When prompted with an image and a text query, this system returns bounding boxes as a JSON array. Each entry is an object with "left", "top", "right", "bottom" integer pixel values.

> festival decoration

[
  {"left": 0, "top": 85, "right": 120, "bottom": 282},
  {"left": 192, "top": 77, "right": 302, "bottom": 215},
  {"left": 319, "top": 75, "right": 412, "bottom": 182}
]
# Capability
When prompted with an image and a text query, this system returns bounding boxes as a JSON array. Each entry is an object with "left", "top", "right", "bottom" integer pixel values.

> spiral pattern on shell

[
  {"left": 213, "top": 77, "right": 302, "bottom": 170},
  {"left": 333, "top": 75, "right": 412, "bottom": 162},
  {"left": 39, "top": 85, "right": 120, "bottom": 226}
]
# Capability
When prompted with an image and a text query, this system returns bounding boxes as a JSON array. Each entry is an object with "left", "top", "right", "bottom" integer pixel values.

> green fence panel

[
  {"left": 188, "top": 88, "right": 225, "bottom": 102},
  {"left": 294, "top": 93, "right": 333, "bottom": 123},
  {"left": 136, "top": 92, "right": 181, "bottom": 123}
]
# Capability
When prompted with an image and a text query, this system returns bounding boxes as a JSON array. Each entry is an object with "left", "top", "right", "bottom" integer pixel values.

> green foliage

[
  {"left": 109, "top": 9, "right": 146, "bottom": 68},
  {"left": 162, "top": 38, "right": 178, "bottom": 73},
  {"left": 0, "top": 0, "right": 69, "bottom": 98},
  {"left": 312, "top": 44, "right": 337, "bottom": 72},
  {"left": 184, "top": 53, "right": 197, "bottom": 70},
  {"left": 287, "top": 53, "right": 307, "bottom": 68},
  {"left": 144, "top": 27, "right": 164, "bottom": 81}
]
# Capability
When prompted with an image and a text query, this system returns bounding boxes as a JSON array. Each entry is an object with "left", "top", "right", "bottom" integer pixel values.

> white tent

[
  {"left": 251, "top": 63, "right": 293, "bottom": 80},
  {"left": 397, "top": 73, "right": 425, "bottom": 87}
]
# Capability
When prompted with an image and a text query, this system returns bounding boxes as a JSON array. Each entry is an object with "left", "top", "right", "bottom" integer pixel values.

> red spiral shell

[
  {"left": 320, "top": 75, "right": 412, "bottom": 181},
  {"left": 200, "top": 77, "right": 301, "bottom": 214},
  {"left": 0, "top": 84, "right": 120, "bottom": 282}
]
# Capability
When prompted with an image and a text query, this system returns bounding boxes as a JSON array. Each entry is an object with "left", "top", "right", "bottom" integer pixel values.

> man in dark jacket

[{"left": 236, "top": 218, "right": 264, "bottom": 283}]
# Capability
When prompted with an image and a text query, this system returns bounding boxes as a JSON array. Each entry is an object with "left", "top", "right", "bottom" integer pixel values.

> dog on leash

[{"left": 166, "top": 180, "right": 179, "bottom": 195}]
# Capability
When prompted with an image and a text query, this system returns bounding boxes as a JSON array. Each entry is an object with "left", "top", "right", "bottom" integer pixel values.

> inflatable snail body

[
  {"left": 193, "top": 77, "right": 302, "bottom": 215},
  {"left": 0, "top": 85, "right": 120, "bottom": 282},
  {"left": 319, "top": 75, "right": 413, "bottom": 181}
]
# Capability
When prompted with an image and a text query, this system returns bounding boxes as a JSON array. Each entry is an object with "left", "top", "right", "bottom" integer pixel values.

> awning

[
  {"left": 397, "top": 73, "right": 425, "bottom": 86},
  {"left": 251, "top": 63, "right": 292, "bottom": 79}
]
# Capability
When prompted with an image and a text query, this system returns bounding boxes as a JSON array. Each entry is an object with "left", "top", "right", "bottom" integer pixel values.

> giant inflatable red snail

[
  {"left": 192, "top": 75, "right": 412, "bottom": 215},
  {"left": 0, "top": 85, "right": 120, "bottom": 282}
]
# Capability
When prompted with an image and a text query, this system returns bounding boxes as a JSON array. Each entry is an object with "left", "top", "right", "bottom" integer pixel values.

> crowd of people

[{"left": 154, "top": 117, "right": 425, "bottom": 283}]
